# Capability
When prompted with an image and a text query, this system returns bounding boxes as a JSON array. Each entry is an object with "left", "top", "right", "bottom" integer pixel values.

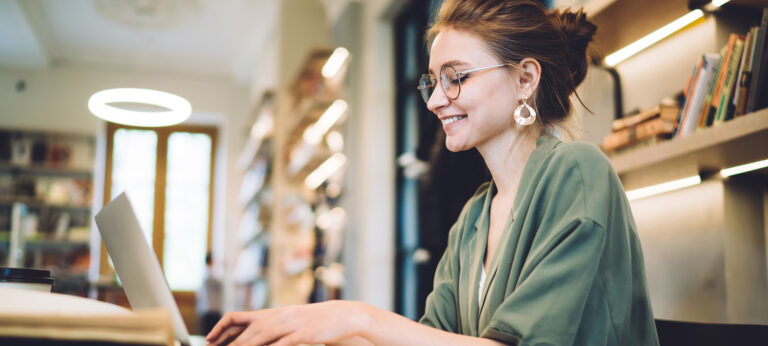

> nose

[{"left": 426, "top": 83, "right": 450, "bottom": 114}]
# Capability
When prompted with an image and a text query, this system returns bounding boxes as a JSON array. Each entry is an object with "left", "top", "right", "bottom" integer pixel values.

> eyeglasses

[{"left": 417, "top": 64, "right": 507, "bottom": 104}]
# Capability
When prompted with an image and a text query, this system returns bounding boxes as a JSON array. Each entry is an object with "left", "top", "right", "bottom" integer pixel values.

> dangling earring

[{"left": 514, "top": 94, "right": 536, "bottom": 126}]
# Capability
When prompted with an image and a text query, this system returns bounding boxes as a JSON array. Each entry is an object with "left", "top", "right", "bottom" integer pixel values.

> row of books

[
  {"left": 602, "top": 8, "right": 768, "bottom": 153},
  {"left": 677, "top": 8, "right": 768, "bottom": 138}
]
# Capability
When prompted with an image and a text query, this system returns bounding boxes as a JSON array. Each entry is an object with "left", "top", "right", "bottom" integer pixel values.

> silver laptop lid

[{"left": 95, "top": 192, "right": 191, "bottom": 345}]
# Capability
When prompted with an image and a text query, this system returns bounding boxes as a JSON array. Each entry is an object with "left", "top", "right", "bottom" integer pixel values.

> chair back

[{"left": 655, "top": 319, "right": 768, "bottom": 346}]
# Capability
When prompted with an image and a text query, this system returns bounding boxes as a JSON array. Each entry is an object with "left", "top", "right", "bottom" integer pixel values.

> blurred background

[{"left": 1, "top": 0, "right": 767, "bottom": 335}]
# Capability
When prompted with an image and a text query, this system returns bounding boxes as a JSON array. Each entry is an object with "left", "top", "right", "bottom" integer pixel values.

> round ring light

[{"left": 88, "top": 88, "right": 191, "bottom": 127}]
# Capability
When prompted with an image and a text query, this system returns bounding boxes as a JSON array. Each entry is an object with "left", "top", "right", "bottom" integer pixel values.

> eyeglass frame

[{"left": 417, "top": 63, "right": 508, "bottom": 104}]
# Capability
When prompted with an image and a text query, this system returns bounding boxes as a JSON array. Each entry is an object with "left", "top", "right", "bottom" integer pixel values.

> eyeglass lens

[{"left": 419, "top": 66, "right": 461, "bottom": 104}]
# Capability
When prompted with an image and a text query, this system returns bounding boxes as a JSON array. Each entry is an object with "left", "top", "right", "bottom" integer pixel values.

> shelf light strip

[
  {"left": 626, "top": 175, "right": 702, "bottom": 201},
  {"left": 720, "top": 158, "right": 768, "bottom": 177},
  {"left": 303, "top": 99, "right": 348, "bottom": 145},
  {"left": 322, "top": 47, "right": 350, "bottom": 79},
  {"left": 604, "top": 1, "right": 730, "bottom": 67},
  {"left": 605, "top": 10, "right": 703, "bottom": 66},
  {"left": 305, "top": 153, "right": 347, "bottom": 190}
]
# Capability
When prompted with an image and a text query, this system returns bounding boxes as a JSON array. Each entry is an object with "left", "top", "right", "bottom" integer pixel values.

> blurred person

[
  {"left": 197, "top": 252, "right": 222, "bottom": 336},
  {"left": 207, "top": 0, "right": 658, "bottom": 345}
]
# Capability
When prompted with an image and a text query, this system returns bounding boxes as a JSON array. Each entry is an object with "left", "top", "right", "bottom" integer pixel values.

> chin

[{"left": 444, "top": 140, "right": 470, "bottom": 153}]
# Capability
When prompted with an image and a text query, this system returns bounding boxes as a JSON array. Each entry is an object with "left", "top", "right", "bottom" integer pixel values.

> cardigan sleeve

[
  {"left": 418, "top": 220, "right": 461, "bottom": 333},
  {"left": 420, "top": 182, "right": 490, "bottom": 333},
  {"left": 481, "top": 218, "right": 607, "bottom": 345}
]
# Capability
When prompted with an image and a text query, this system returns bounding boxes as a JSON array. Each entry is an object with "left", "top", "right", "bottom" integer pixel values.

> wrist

[{"left": 351, "top": 301, "right": 376, "bottom": 340}]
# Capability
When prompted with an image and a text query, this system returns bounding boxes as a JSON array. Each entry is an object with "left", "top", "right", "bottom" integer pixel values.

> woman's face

[{"left": 427, "top": 28, "right": 521, "bottom": 153}]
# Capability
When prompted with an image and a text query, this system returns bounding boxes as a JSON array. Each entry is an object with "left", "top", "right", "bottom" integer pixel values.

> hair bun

[{"left": 550, "top": 9, "right": 596, "bottom": 87}]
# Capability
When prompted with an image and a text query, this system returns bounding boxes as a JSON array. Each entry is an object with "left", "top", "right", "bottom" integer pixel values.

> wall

[
  {"left": 631, "top": 179, "right": 768, "bottom": 324},
  {"left": 342, "top": 0, "right": 397, "bottom": 311}
]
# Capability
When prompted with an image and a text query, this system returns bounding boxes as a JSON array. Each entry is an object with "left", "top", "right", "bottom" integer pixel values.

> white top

[{"left": 478, "top": 264, "right": 487, "bottom": 306}]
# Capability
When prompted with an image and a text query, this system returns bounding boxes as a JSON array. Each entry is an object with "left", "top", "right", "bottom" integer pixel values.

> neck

[{"left": 477, "top": 127, "right": 542, "bottom": 201}]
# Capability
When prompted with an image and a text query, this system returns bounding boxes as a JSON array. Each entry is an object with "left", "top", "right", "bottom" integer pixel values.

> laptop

[{"left": 95, "top": 192, "right": 204, "bottom": 346}]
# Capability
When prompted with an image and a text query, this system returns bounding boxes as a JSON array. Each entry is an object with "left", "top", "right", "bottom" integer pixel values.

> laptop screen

[{"left": 95, "top": 192, "right": 191, "bottom": 345}]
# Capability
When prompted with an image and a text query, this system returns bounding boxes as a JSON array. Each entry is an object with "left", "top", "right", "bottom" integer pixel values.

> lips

[{"left": 441, "top": 115, "right": 467, "bottom": 125}]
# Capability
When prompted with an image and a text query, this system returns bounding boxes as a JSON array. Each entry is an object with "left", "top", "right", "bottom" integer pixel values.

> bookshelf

[
  {"left": 261, "top": 47, "right": 349, "bottom": 307},
  {"left": 588, "top": 0, "right": 768, "bottom": 325},
  {"left": 611, "top": 108, "right": 768, "bottom": 190},
  {"left": 0, "top": 128, "right": 95, "bottom": 297},
  {"left": 232, "top": 92, "right": 274, "bottom": 312}
]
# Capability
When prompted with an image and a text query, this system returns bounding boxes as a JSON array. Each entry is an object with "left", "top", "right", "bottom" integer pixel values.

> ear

[{"left": 517, "top": 58, "right": 541, "bottom": 99}]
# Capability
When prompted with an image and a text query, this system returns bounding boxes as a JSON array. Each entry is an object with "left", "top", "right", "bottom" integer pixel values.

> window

[{"left": 102, "top": 123, "right": 216, "bottom": 291}]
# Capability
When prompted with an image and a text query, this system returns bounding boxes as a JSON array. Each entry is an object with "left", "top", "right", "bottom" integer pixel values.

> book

[
  {"left": 705, "top": 34, "right": 739, "bottom": 125},
  {"left": 699, "top": 44, "right": 728, "bottom": 128},
  {"left": 714, "top": 36, "right": 745, "bottom": 124},
  {"left": 675, "top": 62, "right": 703, "bottom": 136},
  {"left": 677, "top": 54, "right": 720, "bottom": 137},
  {"left": 612, "top": 102, "right": 679, "bottom": 132},
  {"left": 734, "top": 26, "right": 759, "bottom": 117},
  {"left": 602, "top": 117, "right": 675, "bottom": 152},
  {"left": 746, "top": 8, "right": 768, "bottom": 114},
  {"left": 607, "top": 134, "right": 668, "bottom": 156}
]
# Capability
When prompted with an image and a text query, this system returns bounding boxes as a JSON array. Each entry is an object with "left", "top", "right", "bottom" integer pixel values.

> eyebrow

[{"left": 428, "top": 59, "right": 469, "bottom": 75}]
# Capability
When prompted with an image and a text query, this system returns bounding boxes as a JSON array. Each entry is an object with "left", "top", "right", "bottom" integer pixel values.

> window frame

[{"left": 100, "top": 122, "right": 217, "bottom": 291}]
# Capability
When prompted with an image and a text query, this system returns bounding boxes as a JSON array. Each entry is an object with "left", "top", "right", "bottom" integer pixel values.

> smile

[{"left": 442, "top": 115, "right": 467, "bottom": 125}]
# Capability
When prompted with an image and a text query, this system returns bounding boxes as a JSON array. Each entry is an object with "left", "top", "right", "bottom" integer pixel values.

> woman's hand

[{"left": 205, "top": 300, "right": 371, "bottom": 346}]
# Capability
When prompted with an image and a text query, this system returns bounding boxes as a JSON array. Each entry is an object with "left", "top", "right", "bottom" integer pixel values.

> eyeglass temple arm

[{"left": 456, "top": 63, "right": 508, "bottom": 76}]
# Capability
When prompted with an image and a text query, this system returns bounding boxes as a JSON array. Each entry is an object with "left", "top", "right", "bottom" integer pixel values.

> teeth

[{"left": 442, "top": 115, "right": 466, "bottom": 125}]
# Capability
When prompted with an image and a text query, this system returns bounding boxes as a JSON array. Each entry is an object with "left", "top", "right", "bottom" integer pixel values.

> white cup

[{"left": 0, "top": 267, "right": 54, "bottom": 292}]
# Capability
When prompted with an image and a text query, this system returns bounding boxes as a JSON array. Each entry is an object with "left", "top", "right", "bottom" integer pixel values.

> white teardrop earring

[{"left": 514, "top": 94, "right": 536, "bottom": 126}]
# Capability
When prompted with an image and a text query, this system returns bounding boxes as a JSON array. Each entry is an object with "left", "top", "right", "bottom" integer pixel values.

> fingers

[
  {"left": 231, "top": 320, "right": 293, "bottom": 346},
  {"left": 207, "top": 310, "right": 272, "bottom": 342},
  {"left": 207, "top": 325, "right": 245, "bottom": 346},
  {"left": 268, "top": 332, "right": 303, "bottom": 346},
  {"left": 207, "top": 311, "right": 240, "bottom": 341}
]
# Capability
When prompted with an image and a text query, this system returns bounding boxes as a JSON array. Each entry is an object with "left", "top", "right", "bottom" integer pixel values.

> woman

[{"left": 207, "top": 0, "right": 659, "bottom": 345}]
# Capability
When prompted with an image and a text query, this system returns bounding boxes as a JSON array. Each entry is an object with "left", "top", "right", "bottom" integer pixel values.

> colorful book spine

[
  {"left": 714, "top": 36, "right": 744, "bottom": 124},
  {"left": 746, "top": 8, "right": 768, "bottom": 114},
  {"left": 678, "top": 54, "right": 720, "bottom": 137},
  {"left": 698, "top": 45, "right": 727, "bottom": 128},
  {"left": 706, "top": 34, "right": 738, "bottom": 125},
  {"left": 733, "top": 26, "right": 758, "bottom": 117}
]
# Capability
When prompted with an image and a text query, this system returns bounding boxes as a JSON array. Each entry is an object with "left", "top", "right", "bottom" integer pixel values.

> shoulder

[
  {"left": 543, "top": 140, "right": 617, "bottom": 191},
  {"left": 535, "top": 140, "right": 625, "bottom": 226},
  {"left": 550, "top": 141, "right": 612, "bottom": 174}
]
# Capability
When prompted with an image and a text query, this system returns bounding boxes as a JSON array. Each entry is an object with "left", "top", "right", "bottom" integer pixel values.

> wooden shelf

[
  {"left": 0, "top": 239, "right": 89, "bottom": 252},
  {"left": 609, "top": 108, "right": 768, "bottom": 189},
  {"left": 0, "top": 196, "right": 91, "bottom": 210},
  {"left": 0, "top": 163, "right": 93, "bottom": 178}
]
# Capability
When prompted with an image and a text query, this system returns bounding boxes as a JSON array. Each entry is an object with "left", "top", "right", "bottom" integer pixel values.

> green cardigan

[{"left": 419, "top": 134, "right": 659, "bottom": 345}]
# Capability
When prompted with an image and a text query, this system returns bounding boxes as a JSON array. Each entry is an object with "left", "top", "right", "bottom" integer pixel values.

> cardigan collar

[{"left": 469, "top": 133, "right": 561, "bottom": 333}]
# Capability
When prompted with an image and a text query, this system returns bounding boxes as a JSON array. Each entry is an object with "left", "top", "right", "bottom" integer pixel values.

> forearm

[
  {"left": 358, "top": 303, "right": 507, "bottom": 346},
  {"left": 327, "top": 336, "right": 375, "bottom": 346}
]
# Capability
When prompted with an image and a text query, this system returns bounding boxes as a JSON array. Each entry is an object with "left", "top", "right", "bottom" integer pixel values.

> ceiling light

[
  {"left": 322, "top": 47, "right": 350, "bottom": 79},
  {"left": 720, "top": 159, "right": 768, "bottom": 177},
  {"left": 88, "top": 88, "right": 191, "bottom": 127},
  {"left": 604, "top": 9, "right": 704, "bottom": 67},
  {"left": 626, "top": 175, "right": 702, "bottom": 201}
]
